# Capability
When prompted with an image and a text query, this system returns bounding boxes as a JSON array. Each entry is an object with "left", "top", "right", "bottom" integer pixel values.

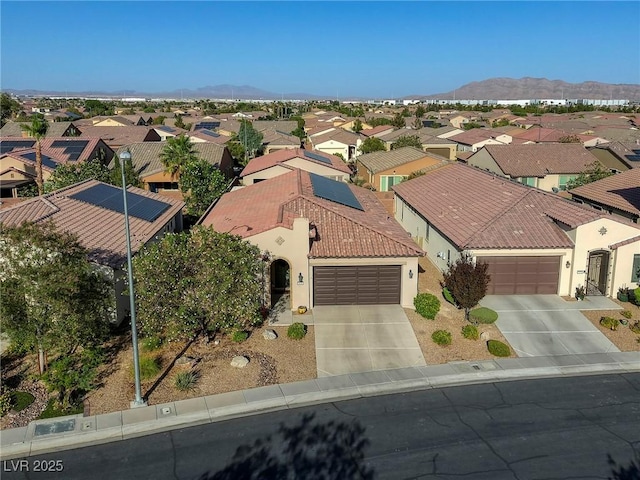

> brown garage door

[
  {"left": 478, "top": 256, "right": 561, "bottom": 295},
  {"left": 313, "top": 265, "right": 401, "bottom": 305}
]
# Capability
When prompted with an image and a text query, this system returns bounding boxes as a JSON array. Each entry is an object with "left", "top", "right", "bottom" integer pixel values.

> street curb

[{"left": 1, "top": 353, "right": 639, "bottom": 460}]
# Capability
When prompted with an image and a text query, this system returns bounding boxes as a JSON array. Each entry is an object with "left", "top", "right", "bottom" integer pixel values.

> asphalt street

[{"left": 3, "top": 373, "right": 639, "bottom": 480}]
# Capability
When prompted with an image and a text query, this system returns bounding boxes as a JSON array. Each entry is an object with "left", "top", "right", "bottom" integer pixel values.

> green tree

[
  {"left": 391, "top": 135, "right": 423, "bottom": 150},
  {"left": 237, "top": 120, "right": 264, "bottom": 161},
  {"left": 491, "top": 118, "right": 511, "bottom": 128},
  {"left": 179, "top": 160, "right": 228, "bottom": 218},
  {"left": 566, "top": 161, "right": 613, "bottom": 190},
  {"left": 412, "top": 117, "right": 423, "bottom": 130},
  {"left": 84, "top": 99, "right": 113, "bottom": 116},
  {"left": 558, "top": 134, "right": 581, "bottom": 143},
  {"left": 391, "top": 113, "right": 406, "bottom": 128},
  {"left": 20, "top": 115, "right": 49, "bottom": 195},
  {"left": 1, "top": 93, "right": 21, "bottom": 126},
  {"left": 462, "top": 122, "right": 483, "bottom": 130},
  {"left": 415, "top": 105, "right": 426, "bottom": 119},
  {"left": 0, "top": 223, "right": 113, "bottom": 373},
  {"left": 160, "top": 134, "right": 198, "bottom": 178},
  {"left": 132, "top": 228, "right": 263, "bottom": 342},
  {"left": 226, "top": 141, "right": 246, "bottom": 164},
  {"left": 443, "top": 254, "right": 491, "bottom": 321},
  {"left": 359, "top": 137, "right": 387, "bottom": 154},
  {"left": 44, "top": 161, "right": 111, "bottom": 193},
  {"left": 366, "top": 117, "right": 393, "bottom": 127},
  {"left": 174, "top": 114, "right": 186, "bottom": 130},
  {"left": 290, "top": 116, "right": 306, "bottom": 140},
  {"left": 352, "top": 119, "right": 363, "bottom": 133},
  {"left": 143, "top": 106, "right": 155, "bottom": 113},
  {"left": 110, "top": 153, "right": 142, "bottom": 188},
  {"left": 152, "top": 115, "right": 166, "bottom": 125}
]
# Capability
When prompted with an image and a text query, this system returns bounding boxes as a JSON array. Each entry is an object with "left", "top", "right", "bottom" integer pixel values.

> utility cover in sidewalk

[{"left": 34, "top": 419, "right": 76, "bottom": 437}]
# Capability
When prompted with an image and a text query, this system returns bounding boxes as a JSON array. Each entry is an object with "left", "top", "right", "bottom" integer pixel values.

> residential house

[
  {"left": 356, "top": 147, "right": 449, "bottom": 191},
  {"left": 510, "top": 127, "right": 608, "bottom": 147},
  {"left": 240, "top": 148, "right": 352, "bottom": 185},
  {"left": 260, "top": 128, "right": 301, "bottom": 154},
  {"left": 200, "top": 169, "right": 423, "bottom": 310},
  {"left": 87, "top": 115, "right": 152, "bottom": 127},
  {"left": 0, "top": 179, "right": 184, "bottom": 324},
  {"left": 79, "top": 126, "right": 162, "bottom": 149},
  {"left": 466, "top": 143, "right": 600, "bottom": 192},
  {"left": 111, "top": 142, "right": 233, "bottom": 200},
  {"left": 253, "top": 121, "right": 298, "bottom": 135},
  {"left": 447, "top": 128, "right": 512, "bottom": 153},
  {"left": 588, "top": 141, "right": 640, "bottom": 172},
  {"left": 392, "top": 163, "right": 640, "bottom": 297},
  {"left": 337, "top": 119, "right": 373, "bottom": 132},
  {"left": 377, "top": 129, "right": 458, "bottom": 159},
  {"left": 360, "top": 125, "right": 395, "bottom": 138},
  {"left": 309, "top": 129, "right": 362, "bottom": 161},
  {"left": 0, "top": 121, "right": 82, "bottom": 138},
  {"left": 569, "top": 168, "right": 640, "bottom": 224},
  {"left": 187, "top": 129, "right": 231, "bottom": 145},
  {"left": 447, "top": 112, "right": 482, "bottom": 129}
]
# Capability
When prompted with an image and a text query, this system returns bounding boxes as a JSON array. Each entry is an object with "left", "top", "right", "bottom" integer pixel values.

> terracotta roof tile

[
  {"left": 569, "top": 168, "right": 640, "bottom": 216},
  {"left": 240, "top": 148, "right": 351, "bottom": 177},
  {"left": 357, "top": 147, "right": 444, "bottom": 173},
  {"left": 0, "top": 180, "right": 184, "bottom": 267}
]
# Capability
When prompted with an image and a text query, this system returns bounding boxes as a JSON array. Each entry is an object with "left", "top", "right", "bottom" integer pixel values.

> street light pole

[{"left": 119, "top": 150, "right": 146, "bottom": 408}]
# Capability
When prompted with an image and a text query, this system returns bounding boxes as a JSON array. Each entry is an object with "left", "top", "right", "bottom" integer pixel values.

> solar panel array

[
  {"left": 22, "top": 152, "right": 58, "bottom": 170},
  {"left": 200, "top": 130, "right": 220, "bottom": 138},
  {"left": 50, "top": 140, "right": 89, "bottom": 161},
  {"left": 157, "top": 125, "right": 176, "bottom": 133},
  {"left": 309, "top": 173, "right": 364, "bottom": 211},
  {"left": 195, "top": 122, "right": 220, "bottom": 131},
  {"left": 0, "top": 140, "right": 36, "bottom": 154},
  {"left": 303, "top": 150, "right": 332, "bottom": 165},
  {"left": 70, "top": 183, "right": 172, "bottom": 222}
]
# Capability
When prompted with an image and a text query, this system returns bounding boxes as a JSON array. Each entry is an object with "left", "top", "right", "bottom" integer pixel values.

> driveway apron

[
  {"left": 313, "top": 305, "right": 426, "bottom": 377},
  {"left": 480, "top": 295, "right": 622, "bottom": 357}
]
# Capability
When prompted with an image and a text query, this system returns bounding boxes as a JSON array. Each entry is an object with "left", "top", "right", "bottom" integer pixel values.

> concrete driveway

[
  {"left": 480, "top": 295, "right": 622, "bottom": 357},
  {"left": 313, "top": 305, "right": 426, "bottom": 377}
]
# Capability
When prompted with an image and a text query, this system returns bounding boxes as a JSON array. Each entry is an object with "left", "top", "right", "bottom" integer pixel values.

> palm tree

[
  {"left": 159, "top": 134, "right": 198, "bottom": 179},
  {"left": 20, "top": 115, "right": 49, "bottom": 195}
]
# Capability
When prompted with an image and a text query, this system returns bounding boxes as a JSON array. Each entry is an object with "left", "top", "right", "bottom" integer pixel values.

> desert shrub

[
  {"left": 287, "top": 322, "right": 307, "bottom": 340},
  {"left": 431, "top": 330, "right": 452, "bottom": 346},
  {"left": 135, "top": 355, "right": 161, "bottom": 381},
  {"left": 414, "top": 293, "right": 441, "bottom": 320},
  {"left": 11, "top": 391, "right": 35, "bottom": 412},
  {"left": 141, "top": 337, "right": 163, "bottom": 352},
  {"left": 630, "top": 321, "right": 640, "bottom": 335},
  {"left": 174, "top": 370, "right": 200, "bottom": 392},
  {"left": 487, "top": 340, "right": 510, "bottom": 357},
  {"left": 469, "top": 307, "right": 498, "bottom": 324},
  {"left": 0, "top": 391, "right": 12, "bottom": 417},
  {"left": 635, "top": 287, "right": 640, "bottom": 305},
  {"left": 442, "top": 287, "right": 456, "bottom": 306},
  {"left": 462, "top": 324, "right": 479, "bottom": 340},
  {"left": 231, "top": 330, "right": 249, "bottom": 343},
  {"left": 600, "top": 316, "right": 620, "bottom": 331},
  {"left": 38, "top": 398, "right": 83, "bottom": 419},
  {"left": 621, "top": 310, "right": 633, "bottom": 319}
]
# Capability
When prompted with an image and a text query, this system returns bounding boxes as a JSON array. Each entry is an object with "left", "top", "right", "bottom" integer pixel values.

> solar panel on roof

[
  {"left": 0, "top": 140, "right": 36, "bottom": 154},
  {"left": 303, "top": 150, "right": 332, "bottom": 164},
  {"left": 51, "top": 140, "right": 88, "bottom": 148},
  {"left": 22, "top": 152, "right": 58, "bottom": 170},
  {"left": 309, "top": 173, "right": 364, "bottom": 211},
  {"left": 69, "top": 183, "right": 172, "bottom": 222},
  {"left": 200, "top": 130, "right": 220, "bottom": 138},
  {"left": 157, "top": 125, "right": 176, "bottom": 133},
  {"left": 195, "top": 122, "right": 220, "bottom": 131}
]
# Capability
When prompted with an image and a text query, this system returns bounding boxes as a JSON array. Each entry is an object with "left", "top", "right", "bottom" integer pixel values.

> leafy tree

[
  {"left": 179, "top": 159, "right": 228, "bottom": 218},
  {"left": 84, "top": 99, "right": 113, "bottom": 116},
  {"left": 566, "top": 161, "right": 613, "bottom": 190},
  {"left": 174, "top": 114, "right": 186, "bottom": 130},
  {"left": 412, "top": 117, "right": 423, "bottom": 130},
  {"left": 391, "top": 113, "right": 406, "bottom": 128},
  {"left": 143, "top": 106, "right": 155, "bottom": 113},
  {"left": 352, "top": 119, "right": 363, "bottom": 133},
  {"left": 20, "top": 115, "right": 49, "bottom": 195},
  {"left": 237, "top": 120, "right": 264, "bottom": 161},
  {"left": 558, "top": 134, "right": 581, "bottom": 143},
  {"left": 290, "top": 116, "right": 306, "bottom": 140},
  {"left": 443, "top": 254, "right": 490, "bottom": 321},
  {"left": 1, "top": 93, "right": 21, "bottom": 126},
  {"left": 0, "top": 223, "right": 113, "bottom": 373},
  {"left": 160, "top": 134, "right": 198, "bottom": 178},
  {"left": 415, "top": 105, "right": 426, "bottom": 119},
  {"left": 401, "top": 107, "right": 411, "bottom": 118},
  {"left": 226, "top": 141, "right": 246, "bottom": 164},
  {"left": 132, "top": 228, "right": 263, "bottom": 343},
  {"left": 491, "top": 118, "right": 511, "bottom": 128},
  {"left": 400, "top": 170, "right": 426, "bottom": 182},
  {"left": 391, "top": 135, "right": 423, "bottom": 150},
  {"left": 44, "top": 161, "right": 111, "bottom": 193},
  {"left": 359, "top": 137, "right": 386, "bottom": 154},
  {"left": 462, "top": 122, "right": 483, "bottom": 130},
  {"left": 110, "top": 153, "right": 142, "bottom": 188},
  {"left": 152, "top": 115, "right": 166, "bottom": 125},
  {"left": 366, "top": 117, "right": 393, "bottom": 127}
]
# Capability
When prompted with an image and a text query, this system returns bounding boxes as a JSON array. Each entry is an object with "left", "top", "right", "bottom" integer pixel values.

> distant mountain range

[{"left": 5, "top": 77, "right": 640, "bottom": 100}]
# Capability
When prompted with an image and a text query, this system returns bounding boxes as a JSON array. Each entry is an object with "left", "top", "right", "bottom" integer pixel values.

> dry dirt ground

[{"left": 581, "top": 299, "right": 640, "bottom": 352}]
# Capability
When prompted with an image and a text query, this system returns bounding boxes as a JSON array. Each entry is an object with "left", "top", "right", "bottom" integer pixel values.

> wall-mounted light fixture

[
  {"left": 409, "top": 269, "right": 414, "bottom": 279},
  {"left": 566, "top": 261, "right": 571, "bottom": 269},
  {"left": 297, "top": 272, "right": 304, "bottom": 284}
]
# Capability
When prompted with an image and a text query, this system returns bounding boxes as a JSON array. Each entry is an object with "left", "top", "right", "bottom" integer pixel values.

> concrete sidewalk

[{"left": 1, "top": 351, "right": 638, "bottom": 460}]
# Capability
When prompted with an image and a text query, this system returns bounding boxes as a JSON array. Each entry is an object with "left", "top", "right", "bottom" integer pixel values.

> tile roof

[
  {"left": 0, "top": 179, "right": 184, "bottom": 268},
  {"left": 1, "top": 137, "right": 107, "bottom": 165},
  {"left": 79, "top": 125, "right": 161, "bottom": 147},
  {"left": 0, "top": 121, "right": 79, "bottom": 138},
  {"left": 447, "top": 128, "right": 511, "bottom": 146},
  {"left": 110, "top": 142, "right": 228, "bottom": 177},
  {"left": 260, "top": 128, "right": 301, "bottom": 146},
  {"left": 391, "top": 163, "right": 627, "bottom": 250},
  {"left": 478, "top": 144, "right": 600, "bottom": 177},
  {"left": 357, "top": 147, "right": 444, "bottom": 173},
  {"left": 310, "top": 129, "right": 361, "bottom": 147},
  {"left": 569, "top": 168, "right": 640, "bottom": 216},
  {"left": 240, "top": 148, "right": 351, "bottom": 177},
  {"left": 253, "top": 120, "right": 297, "bottom": 133},
  {"left": 201, "top": 170, "right": 422, "bottom": 259},
  {"left": 360, "top": 125, "right": 395, "bottom": 137}
]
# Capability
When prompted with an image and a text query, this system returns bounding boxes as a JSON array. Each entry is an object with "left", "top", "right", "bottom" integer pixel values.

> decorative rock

[
  {"left": 175, "top": 355, "right": 193, "bottom": 366},
  {"left": 231, "top": 356, "right": 249, "bottom": 368},
  {"left": 480, "top": 331, "right": 491, "bottom": 341},
  {"left": 213, "top": 340, "right": 220, "bottom": 346},
  {"left": 263, "top": 329, "right": 277, "bottom": 340}
]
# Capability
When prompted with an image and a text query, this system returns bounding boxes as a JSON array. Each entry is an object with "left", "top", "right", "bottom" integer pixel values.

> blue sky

[{"left": 1, "top": 1, "right": 638, "bottom": 98}]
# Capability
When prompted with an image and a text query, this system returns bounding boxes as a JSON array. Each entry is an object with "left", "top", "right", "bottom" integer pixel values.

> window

[
  {"left": 558, "top": 175, "right": 577, "bottom": 191},
  {"left": 632, "top": 254, "right": 640, "bottom": 283},
  {"left": 380, "top": 175, "right": 406, "bottom": 191},
  {"left": 521, "top": 177, "right": 536, "bottom": 187}
]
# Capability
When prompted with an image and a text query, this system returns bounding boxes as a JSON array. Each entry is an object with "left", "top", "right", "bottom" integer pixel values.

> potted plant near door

[
  {"left": 575, "top": 285, "right": 586, "bottom": 301},
  {"left": 297, "top": 305, "right": 308, "bottom": 314},
  {"left": 617, "top": 286, "right": 629, "bottom": 302}
]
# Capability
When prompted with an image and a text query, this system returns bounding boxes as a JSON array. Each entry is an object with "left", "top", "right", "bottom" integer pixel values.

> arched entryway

[
  {"left": 587, "top": 250, "right": 610, "bottom": 296},
  {"left": 270, "top": 259, "right": 291, "bottom": 308}
]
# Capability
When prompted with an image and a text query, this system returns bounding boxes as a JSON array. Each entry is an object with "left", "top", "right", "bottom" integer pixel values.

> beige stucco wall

[
  {"left": 242, "top": 165, "right": 291, "bottom": 184},
  {"left": 284, "top": 158, "right": 350, "bottom": 181},
  {"left": 314, "top": 140, "right": 349, "bottom": 160},
  {"left": 467, "top": 149, "right": 505, "bottom": 175},
  {"left": 309, "top": 256, "right": 420, "bottom": 309},
  {"left": 424, "top": 144, "right": 456, "bottom": 160},
  {"left": 373, "top": 157, "right": 443, "bottom": 191},
  {"left": 94, "top": 119, "right": 127, "bottom": 127},
  {"left": 571, "top": 218, "right": 640, "bottom": 297}
]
